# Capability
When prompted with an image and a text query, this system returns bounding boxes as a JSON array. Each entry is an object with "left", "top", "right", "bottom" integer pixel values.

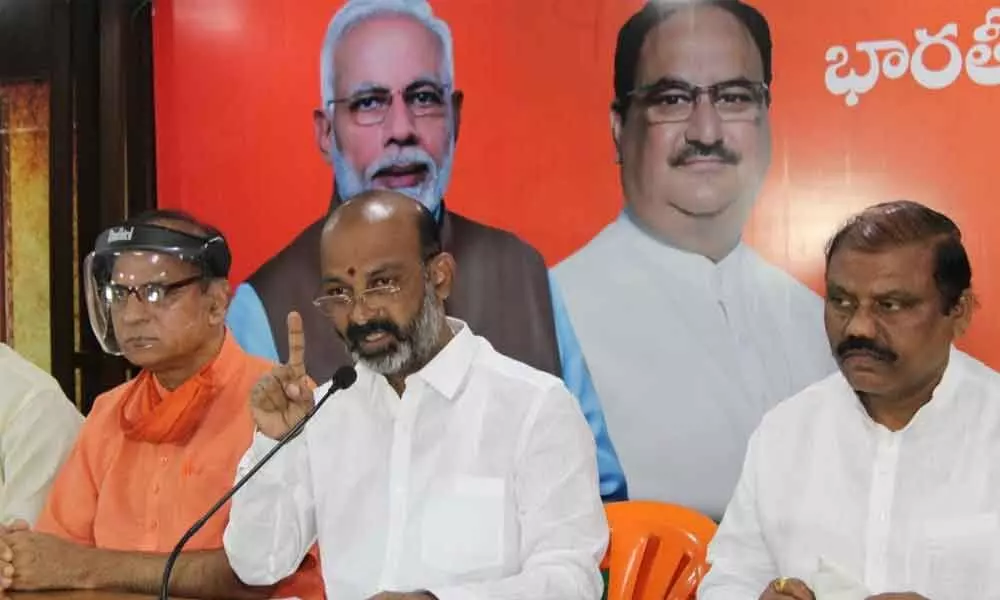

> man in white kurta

[
  {"left": 0, "top": 343, "right": 82, "bottom": 524},
  {"left": 701, "top": 347, "right": 1000, "bottom": 600},
  {"left": 701, "top": 200, "right": 997, "bottom": 600},
  {"left": 224, "top": 191, "right": 607, "bottom": 600},
  {"left": 554, "top": 1, "right": 835, "bottom": 519}
]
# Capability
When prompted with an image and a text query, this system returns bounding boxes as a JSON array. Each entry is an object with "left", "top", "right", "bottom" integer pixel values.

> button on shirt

[
  {"left": 699, "top": 348, "right": 1000, "bottom": 600},
  {"left": 224, "top": 318, "right": 609, "bottom": 600}
]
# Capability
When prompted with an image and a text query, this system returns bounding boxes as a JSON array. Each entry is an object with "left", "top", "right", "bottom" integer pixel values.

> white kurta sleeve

[
  {"left": 698, "top": 428, "right": 779, "bottom": 600},
  {"left": 429, "top": 383, "right": 609, "bottom": 600},
  {"left": 0, "top": 388, "right": 82, "bottom": 524},
  {"left": 223, "top": 431, "right": 317, "bottom": 585}
]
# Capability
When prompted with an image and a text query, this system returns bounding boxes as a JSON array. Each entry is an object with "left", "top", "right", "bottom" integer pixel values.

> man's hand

[
  {"left": 0, "top": 521, "right": 29, "bottom": 535},
  {"left": 250, "top": 311, "right": 317, "bottom": 440},
  {"left": 0, "top": 520, "right": 31, "bottom": 588},
  {"left": 759, "top": 577, "right": 815, "bottom": 600},
  {"left": 366, "top": 592, "right": 438, "bottom": 599},
  {"left": 866, "top": 594, "right": 929, "bottom": 600},
  {"left": 0, "top": 530, "right": 91, "bottom": 591}
]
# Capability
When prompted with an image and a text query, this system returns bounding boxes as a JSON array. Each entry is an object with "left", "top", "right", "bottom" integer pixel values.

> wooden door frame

[
  {"left": 49, "top": 0, "right": 157, "bottom": 412},
  {"left": 0, "top": 95, "right": 8, "bottom": 343}
]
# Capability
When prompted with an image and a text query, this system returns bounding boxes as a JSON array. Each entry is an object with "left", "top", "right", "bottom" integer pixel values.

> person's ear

[
  {"left": 206, "top": 280, "right": 231, "bottom": 325},
  {"left": 428, "top": 252, "right": 456, "bottom": 301},
  {"left": 950, "top": 289, "right": 976, "bottom": 338},
  {"left": 314, "top": 108, "right": 335, "bottom": 165}
]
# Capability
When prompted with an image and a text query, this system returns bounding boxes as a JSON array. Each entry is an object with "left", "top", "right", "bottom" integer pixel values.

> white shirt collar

[
  {"left": 355, "top": 317, "right": 476, "bottom": 402},
  {"left": 838, "top": 345, "right": 965, "bottom": 433},
  {"left": 409, "top": 317, "right": 476, "bottom": 400},
  {"left": 618, "top": 208, "right": 749, "bottom": 277}
]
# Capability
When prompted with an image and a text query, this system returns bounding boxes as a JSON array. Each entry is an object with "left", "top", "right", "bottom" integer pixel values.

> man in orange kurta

[{"left": 0, "top": 211, "right": 323, "bottom": 599}]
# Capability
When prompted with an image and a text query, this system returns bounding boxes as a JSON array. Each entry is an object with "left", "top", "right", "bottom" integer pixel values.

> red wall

[{"left": 154, "top": 1, "right": 1000, "bottom": 365}]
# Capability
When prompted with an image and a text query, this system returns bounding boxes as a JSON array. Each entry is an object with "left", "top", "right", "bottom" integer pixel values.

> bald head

[
  {"left": 323, "top": 190, "right": 441, "bottom": 267},
  {"left": 319, "top": 188, "right": 454, "bottom": 310},
  {"left": 318, "top": 190, "right": 456, "bottom": 379}
]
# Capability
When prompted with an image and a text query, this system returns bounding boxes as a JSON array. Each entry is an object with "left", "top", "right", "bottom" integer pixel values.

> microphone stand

[{"left": 158, "top": 366, "right": 357, "bottom": 600}]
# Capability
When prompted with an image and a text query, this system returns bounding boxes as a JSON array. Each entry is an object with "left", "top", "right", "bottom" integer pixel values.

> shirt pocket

[
  {"left": 909, "top": 512, "right": 1000, "bottom": 598},
  {"left": 421, "top": 476, "right": 507, "bottom": 574}
]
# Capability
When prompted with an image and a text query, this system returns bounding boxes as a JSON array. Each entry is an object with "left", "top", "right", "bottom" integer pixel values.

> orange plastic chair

[{"left": 601, "top": 500, "right": 718, "bottom": 600}]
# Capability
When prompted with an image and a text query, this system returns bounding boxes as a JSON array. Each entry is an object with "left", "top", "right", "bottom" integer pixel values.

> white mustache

[{"left": 363, "top": 148, "right": 438, "bottom": 183}]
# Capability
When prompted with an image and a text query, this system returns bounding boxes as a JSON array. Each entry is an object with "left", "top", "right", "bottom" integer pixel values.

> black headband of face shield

[{"left": 92, "top": 223, "right": 232, "bottom": 280}]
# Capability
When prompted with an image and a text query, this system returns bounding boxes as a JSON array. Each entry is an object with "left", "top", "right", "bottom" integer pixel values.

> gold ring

[{"left": 775, "top": 577, "right": 788, "bottom": 593}]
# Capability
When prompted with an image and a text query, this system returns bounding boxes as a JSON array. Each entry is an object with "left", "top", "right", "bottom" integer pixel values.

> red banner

[{"left": 153, "top": 0, "right": 1000, "bottom": 366}]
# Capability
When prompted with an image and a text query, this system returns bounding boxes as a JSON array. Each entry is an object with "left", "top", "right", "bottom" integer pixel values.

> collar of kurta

[
  {"left": 618, "top": 207, "right": 750, "bottom": 281},
  {"left": 837, "top": 345, "right": 965, "bottom": 434},
  {"left": 355, "top": 316, "right": 476, "bottom": 402}
]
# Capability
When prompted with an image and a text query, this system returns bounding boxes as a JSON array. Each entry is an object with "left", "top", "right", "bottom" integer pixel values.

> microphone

[{"left": 158, "top": 365, "right": 358, "bottom": 600}]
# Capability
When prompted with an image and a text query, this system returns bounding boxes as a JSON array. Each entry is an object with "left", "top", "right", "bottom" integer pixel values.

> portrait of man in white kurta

[{"left": 555, "top": 0, "right": 835, "bottom": 519}]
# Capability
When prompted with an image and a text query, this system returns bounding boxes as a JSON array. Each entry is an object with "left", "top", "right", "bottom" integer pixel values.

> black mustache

[
  {"left": 836, "top": 336, "right": 898, "bottom": 363},
  {"left": 669, "top": 140, "right": 740, "bottom": 167},
  {"left": 345, "top": 320, "right": 403, "bottom": 347}
]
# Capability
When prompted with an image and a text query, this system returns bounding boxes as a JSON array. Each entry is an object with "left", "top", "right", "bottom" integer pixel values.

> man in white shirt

[
  {"left": 0, "top": 344, "right": 82, "bottom": 524},
  {"left": 700, "top": 200, "right": 997, "bottom": 600},
  {"left": 225, "top": 0, "right": 628, "bottom": 503},
  {"left": 224, "top": 190, "right": 608, "bottom": 600},
  {"left": 553, "top": 0, "right": 834, "bottom": 518}
]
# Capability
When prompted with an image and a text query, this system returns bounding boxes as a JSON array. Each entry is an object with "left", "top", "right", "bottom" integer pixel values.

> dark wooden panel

[
  {"left": 126, "top": 0, "right": 157, "bottom": 216},
  {"left": 48, "top": 0, "right": 74, "bottom": 396},
  {"left": 71, "top": 0, "right": 157, "bottom": 413},
  {"left": 0, "top": 0, "right": 51, "bottom": 81}
]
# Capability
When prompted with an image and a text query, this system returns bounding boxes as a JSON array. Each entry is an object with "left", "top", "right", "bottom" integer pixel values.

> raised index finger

[{"left": 286, "top": 311, "right": 307, "bottom": 379}]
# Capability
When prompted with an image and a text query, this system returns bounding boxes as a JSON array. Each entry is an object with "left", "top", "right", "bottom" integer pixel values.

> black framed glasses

[
  {"left": 102, "top": 275, "right": 203, "bottom": 307},
  {"left": 328, "top": 81, "right": 451, "bottom": 127},
  {"left": 623, "top": 78, "right": 770, "bottom": 124}
]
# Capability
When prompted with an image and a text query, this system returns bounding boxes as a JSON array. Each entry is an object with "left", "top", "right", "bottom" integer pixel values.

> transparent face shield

[{"left": 83, "top": 224, "right": 231, "bottom": 356}]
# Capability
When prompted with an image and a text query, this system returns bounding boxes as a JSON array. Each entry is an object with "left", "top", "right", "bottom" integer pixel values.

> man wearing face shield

[{"left": 0, "top": 211, "right": 322, "bottom": 598}]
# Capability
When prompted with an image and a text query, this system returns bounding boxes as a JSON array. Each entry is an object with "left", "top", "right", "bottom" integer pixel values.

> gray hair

[{"left": 319, "top": 0, "right": 456, "bottom": 108}]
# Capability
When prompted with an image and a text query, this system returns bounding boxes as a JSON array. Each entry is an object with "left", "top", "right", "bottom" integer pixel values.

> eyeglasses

[
  {"left": 328, "top": 82, "right": 451, "bottom": 127},
  {"left": 313, "top": 253, "right": 442, "bottom": 317},
  {"left": 312, "top": 284, "right": 402, "bottom": 317},
  {"left": 102, "top": 275, "right": 203, "bottom": 307},
  {"left": 623, "top": 79, "right": 770, "bottom": 124}
]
